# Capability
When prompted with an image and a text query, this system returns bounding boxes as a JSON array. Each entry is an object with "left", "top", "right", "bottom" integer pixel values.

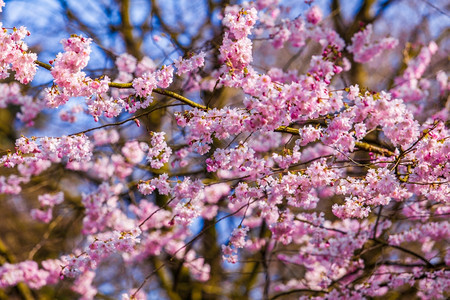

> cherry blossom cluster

[
  {"left": 71, "top": 271, "right": 97, "bottom": 300},
  {"left": 138, "top": 174, "right": 219, "bottom": 227},
  {"left": 127, "top": 202, "right": 206, "bottom": 281},
  {"left": 134, "top": 176, "right": 216, "bottom": 281},
  {"left": 0, "top": 259, "right": 62, "bottom": 290},
  {"left": 293, "top": 268, "right": 449, "bottom": 300},
  {"left": 391, "top": 42, "right": 438, "bottom": 103},
  {"left": 217, "top": 56, "right": 345, "bottom": 133},
  {"left": 0, "top": 173, "right": 29, "bottom": 194},
  {"left": 138, "top": 173, "right": 170, "bottom": 195},
  {"left": 436, "top": 70, "right": 449, "bottom": 96},
  {"left": 222, "top": 226, "right": 249, "bottom": 263},
  {"left": 326, "top": 89, "right": 421, "bottom": 151},
  {"left": 256, "top": 3, "right": 345, "bottom": 51},
  {"left": 88, "top": 145, "right": 136, "bottom": 180},
  {"left": 0, "top": 82, "right": 44, "bottom": 126},
  {"left": 59, "top": 104, "right": 83, "bottom": 123},
  {"left": 347, "top": 24, "right": 398, "bottom": 63},
  {"left": 45, "top": 35, "right": 111, "bottom": 109},
  {"left": 121, "top": 140, "right": 146, "bottom": 164},
  {"left": 146, "top": 132, "right": 172, "bottom": 169},
  {"left": 403, "top": 121, "right": 449, "bottom": 202},
  {"left": 280, "top": 235, "right": 368, "bottom": 290},
  {"left": 81, "top": 182, "right": 134, "bottom": 234},
  {"left": 92, "top": 128, "right": 120, "bottom": 145},
  {"left": 333, "top": 167, "right": 409, "bottom": 218},
  {"left": 388, "top": 221, "right": 449, "bottom": 246},
  {"left": 30, "top": 192, "right": 64, "bottom": 223},
  {"left": 2, "top": 134, "right": 92, "bottom": 166},
  {"left": 61, "top": 229, "right": 141, "bottom": 278},
  {"left": 0, "top": 23, "right": 37, "bottom": 84},
  {"left": 174, "top": 52, "right": 206, "bottom": 75},
  {"left": 206, "top": 142, "right": 268, "bottom": 178},
  {"left": 176, "top": 107, "right": 249, "bottom": 154},
  {"left": 306, "top": 5, "right": 323, "bottom": 25},
  {"left": 0, "top": 134, "right": 92, "bottom": 195},
  {"left": 220, "top": 7, "right": 257, "bottom": 72},
  {"left": 161, "top": 243, "right": 211, "bottom": 282},
  {"left": 0, "top": 135, "right": 92, "bottom": 189}
]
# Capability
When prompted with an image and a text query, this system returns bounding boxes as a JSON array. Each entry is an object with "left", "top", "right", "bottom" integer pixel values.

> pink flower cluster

[
  {"left": 277, "top": 220, "right": 370, "bottom": 290},
  {"left": 0, "top": 259, "right": 62, "bottom": 290},
  {"left": 0, "top": 134, "right": 93, "bottom": 198},
  {"left": 132, "top": 71, "right": 157, "bottom": 98},
  {"left": 122, "top": 140, "right": 146, "bottom": 164},
  {"left": 46, "top": 35, "right": 109, "bottom": 108},
  {"left": 59, "top": 104, "right": 83, "bottom": 123},
  {"left": 221, "top": 56, "right": 343, "bottom": 133},
  {"left": 272, "top": 145, "right": 302, "bottom": 169},
  {"left": 324, "top": 89, "right": 421, "bottom": 151},
  {"left": 436, "top": 70, "right": 449, "bottom": 95},
  {"left": 61, "top": 229, "right": 141, "bottom": 278},
  {"left": 332, "top": 196, "right": 372, "bottom": 219},
  {"left": 297, "top": 125, "right": 323, "bottom": 146},
  {"left": 146, "top": 132, "right": 172, "bottom": 169},
  {"left": 306, "top": 6, "right": 323, "bottom": 25},
  {"left": 0, "top": 82, "right": 44, "bottom": 126},
  {"left": 333, "top": 168, "right": 410, "bottom": 218},
  {"left": 116, "top": 53, "right": 156, "bottom": 77},
  {"left": 71, "top": 271, "right": 97, "bottom": 300},
  {"left": 206, "top": 142, "right": 268, "bottom": 178},
  {"left": 220, "top": 8, "right": 258, "bottom": 72},
  {"left": 347, "top": 24, "right": 398, "bottom": 63},
  {"left": 0, "top": 174, "right": 29, "bottom": 194},
  {"left": 129, "top": 64, "right": 174, "bottom": 109},
  {"left": 92, "top": 129, "right": 120, "bottom": 146},
  {"left": 30, "top": 192, "right": 64, "bottom": 223},
  {"left": 391, "top": 42, "right": 438, "bottom": 103},
  {"left": 222, "top": 226, "right": 249, "bottom": 263},
  {"left": 1, "top": 135, "right": 92, "bottom": 169},
  {"left": 176, "top": 107, "right": 248, "bottom": 154},
  {"left": 92, "top": 153, "right": 133, "bottom": 180},
  {"left": 182, "top": 251, "right": 211, "bottom": 282},
  {"left": 138, "top": 173, "right": 171, "bottom": 195},
  {"left": 81, "top": 182, "right": 134, "bottom": 234},
  {"left": 116, "top": 53, "right": 137, "bottom": 73},
  {"left": 0, "top": 24, "right": 37, "bottom": 84},
  {"left": 389, "top": 221, "right": 449, "bottom": 246},
  {"left": 138, "top": 174, "right": 208, "bottom": 226},
  {"left": 174, "top": 52, "right": 206, "bottom": 75},
  {"left": 258, "top": 2, "right": 343, "bottom": 50}
]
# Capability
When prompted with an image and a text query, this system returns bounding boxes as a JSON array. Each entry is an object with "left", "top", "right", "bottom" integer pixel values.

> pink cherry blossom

[
  {"left": 0, "top": 24, "right": 37, "bottom": 84},
  {"left": 174, "top": 52, "right": 206, "bottom": 75},
  {"left": 122, "top": 140, "right": 146, "bottom": 165},
  {"left": 306, "top": 6, "right": 322, "bottom": 25},
  {"left": 116, "top": 53, "right": 137, "bottom": 73},
  {"left": 347, "top": 24, "right": 398, "bottom": 63},
  {"left": 132, "top": 71, "right": 157, "bottom": 98}
]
